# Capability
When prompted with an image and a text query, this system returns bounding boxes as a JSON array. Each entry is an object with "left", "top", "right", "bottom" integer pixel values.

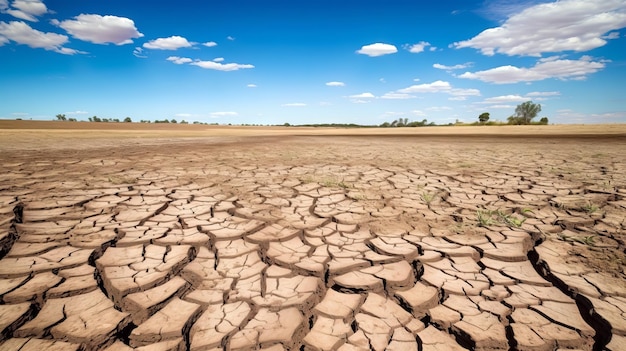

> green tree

[
  {"left": 512, "top": 101, "right": 541, "bottom": 124},
  {"left": 124, "top": 117, "right": 132, "bottom": 123},
  {"left": 478, "top": 112, "right": 490, "bottom": 124},
  {"left": 170, "top": 119, "right": 177, "bottom": 124},
  {"left": 539, "top": 117, "right": 549, "bottom": 125},
  {"left": 55, "top": 114, "right": 66, "bottom": 121}
]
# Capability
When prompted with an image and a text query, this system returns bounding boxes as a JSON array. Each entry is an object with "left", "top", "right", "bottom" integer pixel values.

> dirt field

[{"left": 1, "top": 121, "right": 625, "bottom": 351}]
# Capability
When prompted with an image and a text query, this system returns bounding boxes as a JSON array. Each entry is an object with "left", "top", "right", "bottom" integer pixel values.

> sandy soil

[{"left": 0, "top": 121, "right": 625, "bottom": 350}]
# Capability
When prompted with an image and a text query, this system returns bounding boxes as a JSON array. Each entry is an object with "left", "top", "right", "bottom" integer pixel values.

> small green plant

[
  {"left": 582, "top": 202, "right": 599, "bottom": 214},
  {"left": 477, "top": 210, "right": 495, "bottom": 227},
  {"left": 558, "top": 233, "right": 596, "bottom": 246},
  {"left": 476, "top": 209, "right": 526, "bottom": 228},
  {"left": 420, "top": 191, "right": 438, "bottom": 205}
]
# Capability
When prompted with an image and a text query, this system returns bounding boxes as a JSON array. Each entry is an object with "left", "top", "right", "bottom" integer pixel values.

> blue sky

[{"left": 1, "top": 0, "right": 625, "bottom": 125}]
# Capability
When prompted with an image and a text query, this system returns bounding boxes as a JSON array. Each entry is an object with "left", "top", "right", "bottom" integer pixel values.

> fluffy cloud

[
  {"left": 282, "top": 103, "right": 306, "bottom": 107},
  {"left": 526, "top": 91, "right": 560, "bottom": 97},
  {"left": 190, "top": 60, "right": 254, "bottom": 71},
  {"left": 213, "top": 57, "right": 224, "bottom": 62},
  {"left": 380, "top": 92, "right": 415, "bottom": 99},
  {"left": 349, "top": 92, "right": 375, "bottom": 98},
  {"left": 478, "top": 95, "right": 529, "bottom": 104},
  {"left": 390, "top": 81, "right": 480, "bottom": 101},
  {"left": 405, "top": 41, "right": 431, "bottom": 53},
  {"left": 433, "top": 62, "right": 472, "bottom": 70},
  {"left": 166, "top": 56, "right": 192, "bottom": 64},
  {"left": 203, "top": 41, "right": 217, "bottom": 47},
  {"left": 1, "top": 0, "right": 48, "bottom": 22},
  {"left": 326, "top": 81, "right": 345, "bottom": 87},
  {"left": 0, "top": 20, "right": 83, "bottom": 54},
  {"left": 166, "top": 56, "right": 254, "bottom": 71},
  {"left": 144, "top": 35, "right": 193, "bottom": 50},
  {"left": 453, "top": 0, "right": 626, "bottom": 56},
  {"left": 133, "top": 47, "right": 147, "bottom": 58},
  {"left": 57, "top": 14, "right": 143, "bottom": 45},
  {"left": 247, "top": 84, "right": 257, "bottom": 88},
  {"left": 356, "top": 43, "right": 397, "bottom": 57},
  {"left": 458, "top": 56, "right": 606, "bottom": 83}
]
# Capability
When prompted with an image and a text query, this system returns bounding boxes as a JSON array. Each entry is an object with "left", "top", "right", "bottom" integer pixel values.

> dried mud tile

[
  {"left": 0, "top": 338, "right": 81, "bottom": 351},
  {"left": 606, "top": 334, "right": 626, "bottom": 351},
  {"left": 333, "top": 271, "right": 383, "bottom": 292},
  {"left": 189, "top": 301, "right": 251, "bottom": 351},
  {"left": 583, "top": 272, "right": 626, "bottom": 297},
  {"left": 46, "top": 274, "right": 97, "bottom": 298},
  {"left": 481, "top": 257, "right": 551, "bottom": 287},
  {"left": 0, "top": 303, "right": 32, "bottom": 337},
  {"left": 360, "top": 293, "right": 414, "bottom": 329},
  {"left": 586, "top": 296, "right": 626, "bottom": 336},
  {"left": 314, "top": 289, "right": 362, "bottom": 320},
  {"left": 0, "top": 246, "right": 93, "bottom": 278},
  {"left": 354, "top": 313, "right": 392, "bottom": 351},
  {"left": 253, "top": 275, "right": 321, "bottom": 309},
  {"left": 442, "top": 295, "right": 481, "bottom": 317},
  {"left": 429, "top": 304, "right": 461, "bottom": 329},
  {"left": 303, "top": 316, "right": 352, "bottom": 351},
  {"left": 387, "top": 327, "right": 418, "bottom": 351},
  {"left": 215, "top": 239, "right": 258, "bottom": 258},
  {"left": 217, "top": 251, "right": 266, "bottom": 280},
  {"left": 229, "top": 307, "right": 304, "bottom": 350},
  {"left": 116, "top": 227, "right": 168, "bottom": 247},
  {"left": 531, "top": 301, "right": 595, "bottom": 337},
  {"left": 130, "top": 297, "right": 201, "bottom": 347},
  {"left": 123, "top": 276, "right": 189, "bottom": 324},
  {"left": 452, "top": 312, "right": 508, "bottom": 350},
  {"left": 395, "top": 281, "right": 439, "bottom": 318},
  {"left": 510, "top": 308, "right": 590, "bottom": 349},
  {"left": 246, "top": 224, "right": 300, "bottom": 243},
  {"left": 14, "top": 289, "right": 130, "bottom": 347},
  {"left": 417, "top": 325, "right": 466, "bottom": 351},
  {"left": 2, "top": 272, "right": 62, "bottom": 304},
  {"left": 0, "top": 276, "right": 29, "bottom": 296}
]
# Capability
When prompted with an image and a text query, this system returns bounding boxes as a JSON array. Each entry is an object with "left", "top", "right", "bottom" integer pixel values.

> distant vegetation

[{"left": 49, "top": 101, "right": 548, "bottom": 126}]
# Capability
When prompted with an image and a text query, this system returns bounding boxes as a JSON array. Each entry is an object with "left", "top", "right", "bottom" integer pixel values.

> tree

[
  {"left": 170, "top": 119, "right": 177, "bottom": 124},
  {"left": 478, "top": 112, "right": 490, "bottom": 124},
  {"left": 124, "top": 117, "right": 132, "bottom": 123},
  {"left": 539, "top": 117, "right": 549, "bottom": 125},
  {"left": 55, "top": 114, "right": 66, "bottom": 121},
  {"left": 512, "top": 101, "right": 541, "bottom": 124}
]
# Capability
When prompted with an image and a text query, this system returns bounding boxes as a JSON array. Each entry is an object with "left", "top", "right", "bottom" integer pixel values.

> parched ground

[{"left": 1, "top": 122, "right": 625, "bottom": 351}]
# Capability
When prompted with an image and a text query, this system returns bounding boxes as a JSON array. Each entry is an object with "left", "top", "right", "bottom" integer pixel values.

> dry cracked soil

[{"left": 1, "top": 123, "right": 625, "bottom": 351}]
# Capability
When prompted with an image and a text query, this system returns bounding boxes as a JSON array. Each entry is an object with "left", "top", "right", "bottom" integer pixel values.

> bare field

[{"left": 1, "top": 122, "right": 625, "bottom": 350}]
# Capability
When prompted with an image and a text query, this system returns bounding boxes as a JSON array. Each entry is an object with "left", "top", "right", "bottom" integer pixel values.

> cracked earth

[{"left": 1, "top": 132, "right": 625, "bottom": 351}]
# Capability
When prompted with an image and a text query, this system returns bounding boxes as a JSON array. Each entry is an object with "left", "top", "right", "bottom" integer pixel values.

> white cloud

[
  {"left": 203, "top": 41, "right": 217, "bottom": 47},
  {"left": 448, "top": 96, "right": 467, "bottom": 101},
  {"left": 526, "top": 91, "right": 560, "bottom": 97},
  {"left": 433, "top": 62, "right": 472, "bottom": 70},
  {"left": 380, "top": 92, "right": 415, "bottom": 99},
  {"left": 405, "top": 41, "right": 431, "bottom": 53},
  {"left": 65, "top": 110, "right": 88, "bottom": 115},
  {"left": 326, "top": 81, "right": 345, "bottom": 87},
  {"left": 190, "top": 60, "right": 254, "bottom": 71},
  {"left": 602, "top": 31, "right": 620, "bottom": 39},
  {"left": 458, "top": 56, "right": 606, "bottom": 83},
  {"left": 227, "top": 35, "right": 235, "bottom": 41},
  {"left": 247, "top": 84, "right": 257, "bottom": 88},
  {"left": 398, "top": 80, "right": 452, "bottom": 94},
  {"left": 144, "top": 35, "right": 193, "bottom": 50},
  {"left": 488, "top": 104, "right": 516, "bottom": 109},
  {"left": 282, "top": 103, "right": 306, "bottom": 107},
  {"left": 0, "top": 20, "right": 84, "bottom": 54},
  {"left": 349, "top": 92, "right": 375, "bottom": 99},
  {"left": 1, "top": 0, "right": 48, "bottom": 21},
  {"left": 412, "top": 110, "right": 427, "bottom": 117},
  {"left": 351, "top": 100, "right": 371, "bottom": 104},
  {"left": 213, "top": 57, "right": 224, "bottom": 62},
  {"left": 450, "top": 88, "right": 481, "bottom": 97},
  {"left": 453, "top": 0, "right": 626, "bottom": 56},
  {"left": 133, "top": 47, "right": 147, "bottom": 58},
  {"left": 210, "top": 111, "right": 238, "bottom": 117},
  {"left": 58, "top": 14, "right": 143, "bottom": 45},
  {"left": 356, "top": 42, "right": 398, "bottom": 57},
  {"left": 166, "top": 56, "right": 192, "bottom": 64},
  {"left": 479, "top": 95, "right": 529, "bottom": 104}
]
